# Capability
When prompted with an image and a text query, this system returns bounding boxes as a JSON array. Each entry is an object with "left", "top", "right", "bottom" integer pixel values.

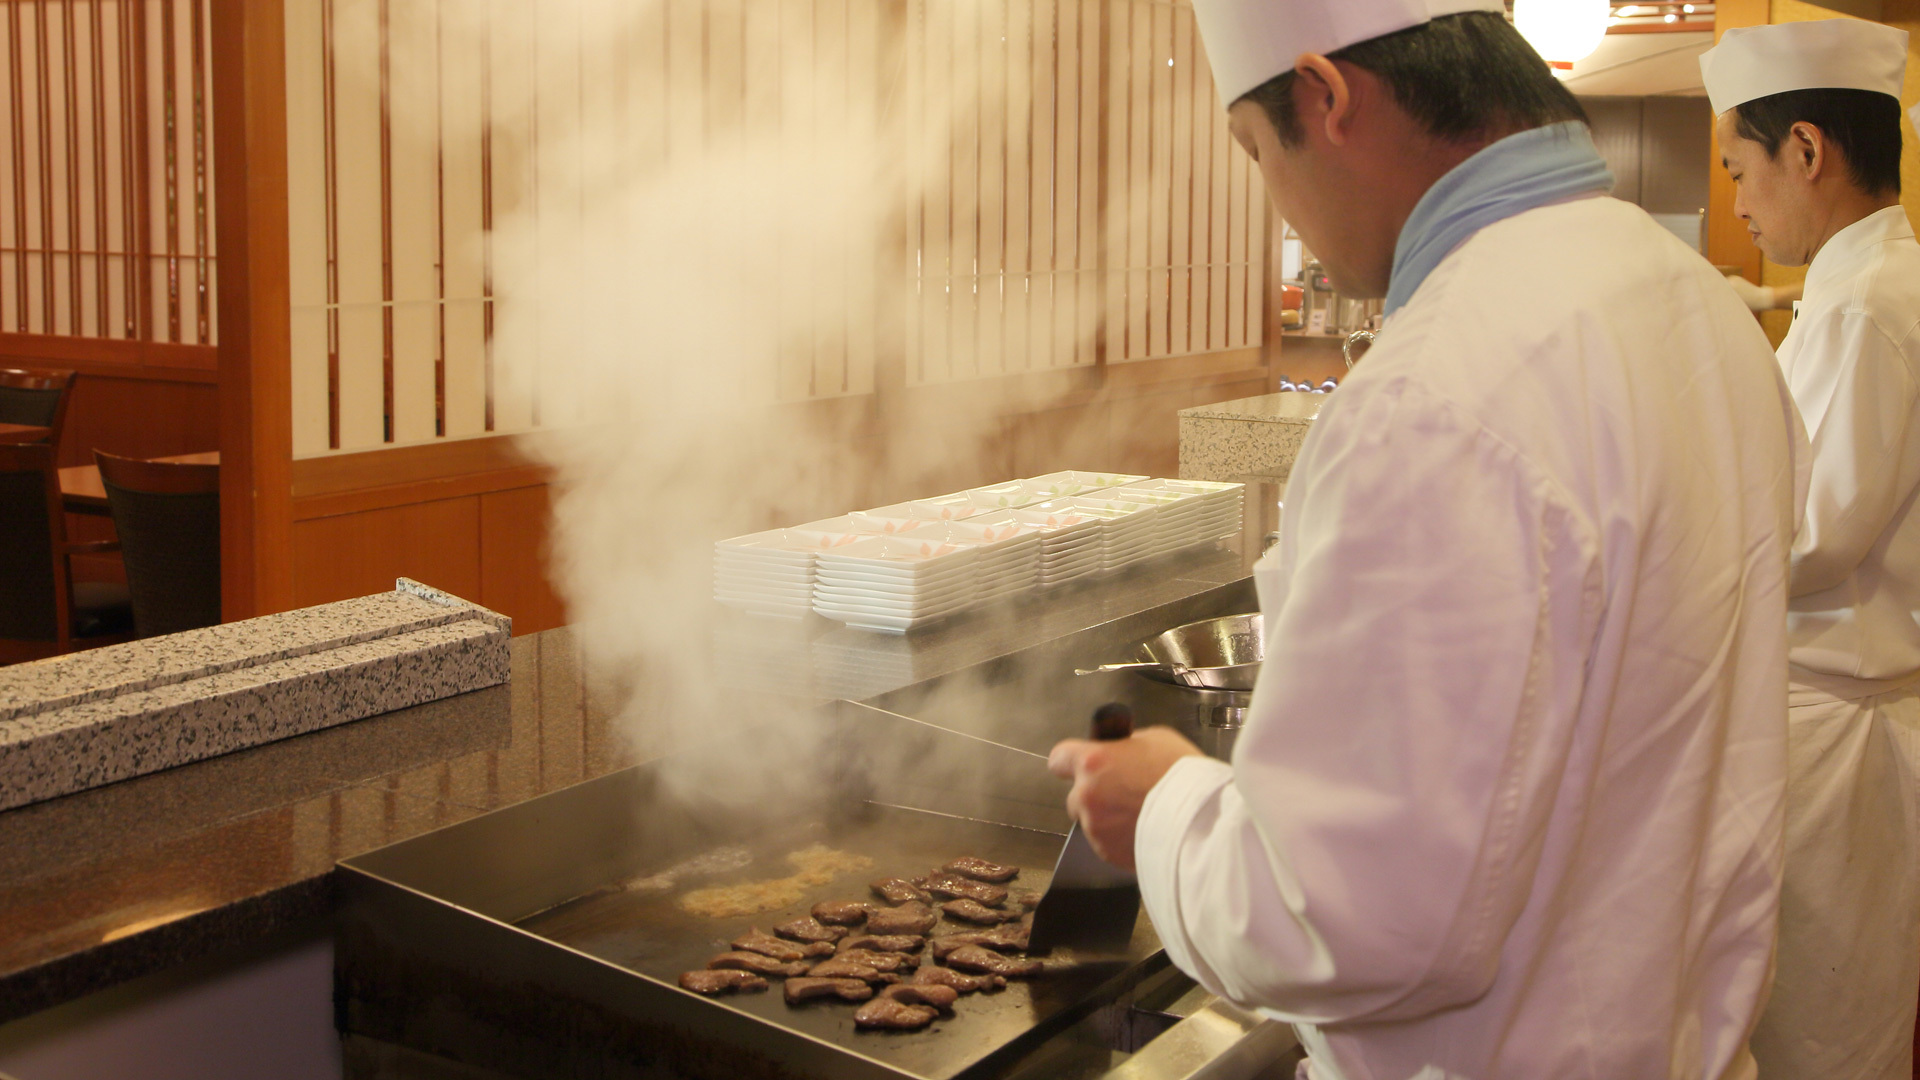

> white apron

[{"left": 1752, "top": 206, "right": 1920, "bottom": 1080}]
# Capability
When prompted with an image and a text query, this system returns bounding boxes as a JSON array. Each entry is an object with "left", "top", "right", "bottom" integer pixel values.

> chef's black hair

[
  {"left": 1732, "top": 89, "right": 1901, "bottom": 197},
  {"left": 1243, "top": 11, "right": 1587, "bottom": 148}
]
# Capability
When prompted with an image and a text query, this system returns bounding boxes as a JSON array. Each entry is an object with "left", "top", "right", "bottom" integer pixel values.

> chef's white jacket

[
  {"left": 1749, "top": 204, "right": 1920, "bottom": 1080},
  {"left": 1135, "top": 196, "right": 1807, "bottom": 1080}
]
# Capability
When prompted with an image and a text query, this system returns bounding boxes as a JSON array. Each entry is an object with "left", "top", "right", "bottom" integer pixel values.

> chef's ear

[
  {"left": 1294, "top": 54, "right": 1354, "bottom": 148},
  {"left": 1787, "top": 121, "right": 1824, "bottom": 179}
]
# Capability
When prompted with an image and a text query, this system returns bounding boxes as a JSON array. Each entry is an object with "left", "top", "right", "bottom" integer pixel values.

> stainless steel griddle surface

[{"left": 514, "top": 804, "right": 1160, "bottom": 1080}]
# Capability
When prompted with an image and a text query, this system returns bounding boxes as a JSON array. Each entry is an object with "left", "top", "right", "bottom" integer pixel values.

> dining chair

[
  {"left": 0, "top": 366, "right": 77, "bottom": 446},
  {"left": 94, "top": 450, "right": 221, "bottom": 637},
  {"left": 0, "top": 442, "right": 131, "bottom": 655}
]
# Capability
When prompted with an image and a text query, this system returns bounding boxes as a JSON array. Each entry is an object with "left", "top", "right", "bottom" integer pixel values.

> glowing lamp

[{"left": 1514, "top": 0, "right": 1609, "bottom": 69}]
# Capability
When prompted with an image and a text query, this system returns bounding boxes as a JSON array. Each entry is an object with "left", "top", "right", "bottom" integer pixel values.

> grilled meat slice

[
  {"left": 838, "top": 949, "right": 920, "bottom": 973},
  {"left": 920, "top": 872, "right": 1008, "bottom": 907},
  {"left": 785, "top": 976, "right": 875, "bottom": 1004},
  {"left": 942, "top": 856, "right": 1019, "bottom": 883},
  {"left": 706, "top": 951, "right": 810, "bottom": 977},
  {"left": 839, "top": 933, "right": 926, "bottom": 954},
  {"left": 941, "top": 898, "right": 1019, "bottom": 925},
  {"left": 882, "top": 982, "right": 959, "bottom": 1010},
  {"left": 773, "top": 916, "right": 849, "bottom": 944},
  {"left": 929, "top": 923, "right": 1031, "bottom": 959},
  {"left": 853, "top": 996, "right": 939, "bottom": 1031},
  {"left": 803, "top": 957, "right": 898, "bottom": 984},
  {"left": 871, "top": 877, "right": 933, "bottom": 905},
  {"left": 1009, "top": 889, "right": 1042, "bottom": 911},
  {"left": 732, "top": 928, "right": 835, "bottom": 961},
  {"left": 812, "top": 900, "right": 872, "bottom": 926},
  {"left": 913, "top": 965, "right": 1006, "bottom": 993},
  {"left": 943, "top": 945, "right": 1043, "bottom": 979},
  {"left": 679, "top": 969, "right": 769, "bottom": 995},
  {"left": 865, "top": 901, "right": 938, "bottom": 936}
]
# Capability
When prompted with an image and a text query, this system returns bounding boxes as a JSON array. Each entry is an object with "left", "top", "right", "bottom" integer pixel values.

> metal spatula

[{"left": 1028, "top": 703, "right": 1141, "bottom": 953}]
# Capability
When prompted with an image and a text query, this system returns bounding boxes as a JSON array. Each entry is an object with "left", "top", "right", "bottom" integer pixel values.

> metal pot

[{"left": 1076, "top": 612, "right": 1263, "bottom": 691}]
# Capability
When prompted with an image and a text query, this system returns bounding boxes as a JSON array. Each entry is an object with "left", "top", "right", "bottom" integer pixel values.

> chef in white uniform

[
  {"left": 1048, "top": 3, "right": 1807, "bottom": 1078},
  {"left": 1702, "top": 21, "right": 1920, "bottom": 1079}
]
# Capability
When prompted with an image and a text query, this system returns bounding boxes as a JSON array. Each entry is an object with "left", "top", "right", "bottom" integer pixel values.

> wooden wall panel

[
  {"left": 479, "top": 484, "right": 565, "bottom": 635},
  {"left": 290, "top": 495, "right": 480, "bottom": 610}
]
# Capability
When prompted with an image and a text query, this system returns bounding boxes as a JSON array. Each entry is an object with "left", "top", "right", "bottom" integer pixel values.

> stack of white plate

[
  {"left": 1020, "top": 470, "right": 1150, "bottom": 500},
  {"left": 811, "top": 536, "right": 983, "bottom": 633},
  {"left": 1118, "top": 479, "right": 1245, "bottom": 541},
  {"left": 927, "top": 520, "right": 1044, "bottom": 602},
  {"left": 1029, "top": 498, "right": 1162, "bottom": 571},
  {"left": 974, "top": 508, "right": 1103, "bottom": 588},
  {"left": 1104, "top": 488, "right": 1209, "bottom": 545},
  {"left": 713, "top": 529, "right": 834, "bottom": 618}
]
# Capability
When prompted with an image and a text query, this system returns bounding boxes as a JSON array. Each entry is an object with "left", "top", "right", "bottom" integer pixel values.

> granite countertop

[
  {"left": 0, "top": 545, "right": 1258, "bottom": 1024},
  {"left": 1179, "top": 392, "right": 1324, "bottom": 424}
]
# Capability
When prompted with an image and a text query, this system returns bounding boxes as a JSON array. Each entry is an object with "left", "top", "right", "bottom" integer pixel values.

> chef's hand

[{"left": 1048, "top": 726, "right": 1203, "bottom": 870}]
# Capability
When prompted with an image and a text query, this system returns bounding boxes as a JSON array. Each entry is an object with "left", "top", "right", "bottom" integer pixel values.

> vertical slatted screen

[
  {"left": 0, "top": 0, "right": 216, "bottom": 344},
  {"left": 284, "top": 0, "right": 1267, "bottom": 456}
]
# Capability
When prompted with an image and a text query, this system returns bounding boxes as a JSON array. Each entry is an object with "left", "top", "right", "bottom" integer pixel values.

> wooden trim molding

[
  {"left": 0, "top": 333, "right": 218, "bottom": 376},
  {"left": 212, "top": 0, "right": 295, "bottom": 619},
  {"left": 290, "top": 434, "right": 548, "bottom": 520}
]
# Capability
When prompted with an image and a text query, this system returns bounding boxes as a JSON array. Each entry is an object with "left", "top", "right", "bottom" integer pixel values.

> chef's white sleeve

[
  {"left": 1134, "top": 377, "right": 1602, "bottom": 1028},
  {"left": 1789, "top": 313, "right": 1919, "bottom": 596}
]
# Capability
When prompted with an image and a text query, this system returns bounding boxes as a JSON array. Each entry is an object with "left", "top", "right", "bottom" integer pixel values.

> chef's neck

[{"left": 1803, "top": 186, "right": 1902, "bottom": 265}]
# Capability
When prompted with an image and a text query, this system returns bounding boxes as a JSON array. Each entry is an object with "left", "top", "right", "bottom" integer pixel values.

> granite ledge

[{"left": 1178, "top": 392, "right": 1325, "bottom": 424}]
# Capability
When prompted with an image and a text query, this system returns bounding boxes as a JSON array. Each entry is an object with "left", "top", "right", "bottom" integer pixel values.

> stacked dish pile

[
  {"left": 1019, "top": 470, "right": 1150, "bottom": 500},
  {"left": 972, "top": 507, "right": 1104, "bottom": 588},
  {"left": 1117, "top": 479, "right": 1246, "bottom": 542},
  {"left": 1027, "top": 498, "right": 1164, "bottom": 571},
  {"left": 810, "top": 536, "right": 983, "bottom": 633},
  {"left": 712, "top": 529, "right": 836, "bottom": 618},
  {"left": 930, "top": 519, "right": 1045, "bottom": 602}
]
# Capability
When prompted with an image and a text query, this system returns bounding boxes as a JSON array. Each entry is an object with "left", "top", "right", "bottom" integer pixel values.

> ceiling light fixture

[{"left": 1515, "top": 0, "right": 1609, "bottom": 69}]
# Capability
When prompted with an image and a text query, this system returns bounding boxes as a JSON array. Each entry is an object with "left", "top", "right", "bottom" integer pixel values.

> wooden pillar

[
  {"left": 1705, "top": 0, "right": 1768, "bottom": 280},
  {"left": 211, "top": 0, "right": 294, "bottom": 619}
]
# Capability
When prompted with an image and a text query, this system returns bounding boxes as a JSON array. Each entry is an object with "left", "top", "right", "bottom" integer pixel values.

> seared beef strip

[
  {"left": 812, "top": 900, "right": 872, "bottom": 926},
  {"left": 865, "top": 901, "right": 938, "bottom": 936},
  {"left": 838, "top": 949, "right": 920, "bottom": 973},
  {"left": 707, "top": 951, "right": 810, "bottom": 977},
  {"left": 773, "top": 916, "right": 849, "bottom": 944},
  {"left": 882, "top": 982, "right": 959, "bottom": 1010},
  {"left": 920, "top": 872, "right": 1008, "bottom": 907},
  {"left": 942, "top": 856, "right": 1018, "bottom": 883},
  {"left": 732, "top": 928, "right": 834, "bottom": 961},
  {"left": 853, "top": 996, "right": 939, "bottom": 1031},
  {"left": 942, "top": 898, "right": 1019, "bottom": 925},
  {"left": 929, "top": 924, "right": 1030, "bottom": 959},
  {"left": 871, "top": 876, "right": 929, "bottom": 899},
  {"left": 803, "top": 957, "right": 898, "bottom": 984},
  {"left": 678, "top": 969, "right": 768, "bottom": 995},
  {"left": 913, "top": 966, "right": 1006, "bottom": 993},
  {"left": 839, "top": 933, "right": 926, "bottom": 954},
  {"left": 785, "top": 976, "right": 875, "bottom": 1004},
  {"left": 1009, "top": 889, "right": 1042, "bottom": 911},
  {"left": 943, "top": 945, "right": 1043, "bottom": 979},
  {"left": 871, "top": 877, "right": 933, "bottom": 905}
]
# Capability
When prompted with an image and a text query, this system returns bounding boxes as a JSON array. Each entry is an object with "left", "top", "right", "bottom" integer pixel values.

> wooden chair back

[
  {"left": 0, "top": 442, "right": 73, "bottom": 646},
  {"left": 0, "top": 367, "right": 77, "bottom": 448},
  {"left": 94, "top": 450, "right": 221, "bottom": 636}
]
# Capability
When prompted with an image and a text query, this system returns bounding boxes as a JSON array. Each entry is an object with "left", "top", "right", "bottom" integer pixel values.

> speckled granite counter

[
  {"left": 1178, "top": 392, "right": 1322, "bottom": 483},
  {"left": 0, "top": 546, "right": 1257, "bottom": 1024}
]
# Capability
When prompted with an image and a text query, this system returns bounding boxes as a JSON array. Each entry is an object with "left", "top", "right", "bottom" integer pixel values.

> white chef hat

[
  {"left": 1699, "top": 20, "right": 1909, "bottom": 116},
  {"left": 1190, "top": 0, "right": 1506, "bottom": 107}
]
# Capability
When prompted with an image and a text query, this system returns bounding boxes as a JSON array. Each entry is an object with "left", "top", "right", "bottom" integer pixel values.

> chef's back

[{"left": 1143, "top": 200, "right": 1807, "bottom": 1078}]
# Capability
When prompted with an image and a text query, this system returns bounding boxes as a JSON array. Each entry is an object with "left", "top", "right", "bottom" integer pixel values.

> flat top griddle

[{"left": 514, "top": 804, "right": 1161, "bottom": 1080}]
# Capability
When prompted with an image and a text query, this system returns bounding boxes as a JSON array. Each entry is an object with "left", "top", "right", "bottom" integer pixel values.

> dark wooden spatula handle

[{"left": 1091, "top": 702, "right": 1133, "bottom": 741}]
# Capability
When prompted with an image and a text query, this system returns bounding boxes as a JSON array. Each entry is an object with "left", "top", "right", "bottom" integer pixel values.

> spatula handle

[{"left": 1091, "top": 702, "right": 1133, "bottom": 741}]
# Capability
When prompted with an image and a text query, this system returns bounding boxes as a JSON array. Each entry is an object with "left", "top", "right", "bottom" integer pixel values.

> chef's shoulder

[{"left": 1840, "top": 229, "right": 1920, "bottom": 369}]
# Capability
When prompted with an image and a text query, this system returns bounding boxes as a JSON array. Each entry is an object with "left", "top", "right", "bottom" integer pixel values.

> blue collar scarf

[{"left": 1385, "top": 121, "right": 1614, "bottom": 316}]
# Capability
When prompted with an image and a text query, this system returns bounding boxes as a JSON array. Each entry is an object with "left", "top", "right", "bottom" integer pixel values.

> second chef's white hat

[
  {"left": 1190, "top": 0, "right": 1506, "bottom": 107},
  {"left": 1699, "top": 20, "right": 1908, "bottom": 116}
]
